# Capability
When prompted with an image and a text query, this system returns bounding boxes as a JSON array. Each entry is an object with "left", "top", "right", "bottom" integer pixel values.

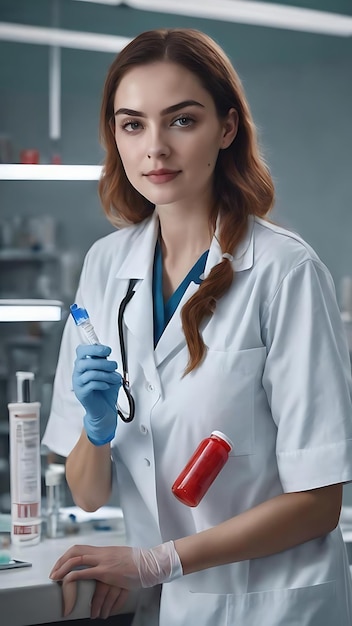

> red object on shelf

[
  {"left": 20, "top": 149, "right": 40, "bottom": 164},
  {"left": 171, "top": 430, "right": 233, "bottom": 507}
]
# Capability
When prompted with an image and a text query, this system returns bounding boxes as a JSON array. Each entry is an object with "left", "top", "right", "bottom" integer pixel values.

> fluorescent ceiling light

[
  {"left": 0, "top": 164, "right": 103, "bottom": 181},
  {"left": 1, "top": 1, "right": 351, "bottom": 50},
  {"left": 0, "top": 300, "right": 63, "bottom": 322},
  {"left": 74, "top": 0, "right": 120, "bottom": 3},
  {"left": 75, "top": 0, "right": 352, "bottom": 36},
  {"left": 0, "top": 22, "right": 130, "bottom": 52}
]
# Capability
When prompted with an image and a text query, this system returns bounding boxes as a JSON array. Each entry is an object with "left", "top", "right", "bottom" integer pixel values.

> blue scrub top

[{"left": 153, "top": 240, "right": 209, "bottom": 347}]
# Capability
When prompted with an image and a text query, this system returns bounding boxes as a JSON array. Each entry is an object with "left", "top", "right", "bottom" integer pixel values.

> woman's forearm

[
  {"left": 174, "top": 484, "right": 342, "bottom": 575},
  {"left": 65, "top": 430, "right": 113, "bottom": 511}
]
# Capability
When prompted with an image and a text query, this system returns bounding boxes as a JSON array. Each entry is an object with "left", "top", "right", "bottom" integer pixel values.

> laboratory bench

[
  {"left": 2, "top": 507, "right": 352, "bottom": 626},
  {"left": 0, "top": 524, "right": 137, "bottom": 626}
]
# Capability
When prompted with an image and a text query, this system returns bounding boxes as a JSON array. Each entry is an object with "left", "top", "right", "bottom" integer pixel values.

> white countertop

[{"left": 0, "top": 525, "right": 137, "bottom": 625}]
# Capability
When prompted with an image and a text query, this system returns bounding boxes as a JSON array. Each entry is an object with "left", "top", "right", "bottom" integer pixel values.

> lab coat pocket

[
  {"left": 162, "top": 580, "right": 338, "bottom": 626},
  {"left": 226, "top": 581, "right": 338, "bottom": 626},
  {"left": 198, "top": 345, "right": 266, "bottom": 457}
]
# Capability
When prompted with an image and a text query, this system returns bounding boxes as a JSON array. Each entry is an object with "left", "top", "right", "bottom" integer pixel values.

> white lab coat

[{"left": 43, "top": 213, "right": 352, "bottom": 625}]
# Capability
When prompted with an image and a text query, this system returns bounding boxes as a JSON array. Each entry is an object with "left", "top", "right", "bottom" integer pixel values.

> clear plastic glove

[
  {"left": 49, "top": 542, "right": 183, "bottom": 618},
  {"left": 72, "top": 344, "right": 122, "bottom": 446},
  {"left": 132, "top": 541, "right": 183, "bottom": 587}
]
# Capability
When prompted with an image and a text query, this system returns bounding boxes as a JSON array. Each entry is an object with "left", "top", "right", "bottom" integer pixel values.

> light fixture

[
  {"left": 74, "top": 0, "right": 119, "bottom": 4},
  {"left": 0, "top": 300, "right": 63, "bottom": 322},
  {"left": 0, "top": 22, "right": 130, "bottom": 52},
  {"left": 74, "top": 0, "right": 352, "bottom": 37},
  {"left": 0, "top": 2, "right": 351, "bottom": 56},
  {"left": 0, "top": 164, "right": 103, "bottom": 181}
]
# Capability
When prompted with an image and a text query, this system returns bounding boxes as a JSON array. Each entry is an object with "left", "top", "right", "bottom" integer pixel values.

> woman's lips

[{"left": 145, "top": 169, "right": 180, "bottom": 184}]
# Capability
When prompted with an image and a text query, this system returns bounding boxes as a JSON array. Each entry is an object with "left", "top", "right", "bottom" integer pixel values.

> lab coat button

[
  {"left": 140, "top": 424, "right": 148, "bottom": 435},
  {"left": 144, "top": 458, "right": 151, "bottom": 467},
  {"left": 146, "top": 382, "right": 155, "bottom": 392}
]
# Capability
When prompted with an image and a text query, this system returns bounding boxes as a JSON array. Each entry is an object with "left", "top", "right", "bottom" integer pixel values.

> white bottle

[{"left": 8, "top": 372, "right": 42, "bottom": 545}]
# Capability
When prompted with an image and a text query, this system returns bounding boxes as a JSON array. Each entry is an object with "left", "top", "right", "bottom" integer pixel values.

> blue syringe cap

[{"left": 70, "top": 303, "right": 89, "bottom": 326}]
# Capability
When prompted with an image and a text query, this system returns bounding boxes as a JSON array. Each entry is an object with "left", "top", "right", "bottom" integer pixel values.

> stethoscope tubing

[{"left": 117, "top": 279, "right": 137, "bottom": 423}]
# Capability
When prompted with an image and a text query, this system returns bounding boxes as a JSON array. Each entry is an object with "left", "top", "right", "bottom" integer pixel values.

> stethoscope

[{"left": 117, "top": 278, "right": 137, "bottom": 423}]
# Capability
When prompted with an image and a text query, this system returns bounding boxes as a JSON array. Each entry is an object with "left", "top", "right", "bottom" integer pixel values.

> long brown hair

[{"left": 99, "top": 28, "right": 275, "bottom": 373}]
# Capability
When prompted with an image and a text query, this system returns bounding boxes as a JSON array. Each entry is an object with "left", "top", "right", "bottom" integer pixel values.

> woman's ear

[{"left": 220, "top": 108, "right": 239, "bottom": 149}]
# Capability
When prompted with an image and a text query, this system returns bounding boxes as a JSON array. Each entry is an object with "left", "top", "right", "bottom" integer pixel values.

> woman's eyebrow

[{"left": 114, "top": 100, "right": 205, "bottom": 118}]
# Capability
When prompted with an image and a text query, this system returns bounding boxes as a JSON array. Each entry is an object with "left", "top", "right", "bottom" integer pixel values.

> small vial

[
  {"left": 70, "top": 303, "right": 100, "bottom": 345},
  {"left": 45, "top": 464, "right": 65, "bottom": 538},
  {"left": 171, "top": 431, "right": 233, "bottom": 507},
  {"left": 0, "top": 534, "right": 11, "bottom": 564}
]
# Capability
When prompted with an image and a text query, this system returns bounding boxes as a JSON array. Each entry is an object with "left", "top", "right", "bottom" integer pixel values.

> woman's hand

[
  {"left": 72, "top": 344, "right": 122, "bottom": 445},
  {"left": 50, "top": 544, "right": 141, "bottom": 589},
  {"left": 90, "top": 580, "right": 129, "bottom": 620},
  {"left": 49, "top": 541, "right": 183, "bottom": 616},
  {"left": 61, "top": 577, "right": 129, "bottom": 619},
  {"left": 50, "top": 544, "right": 139, "bottom": 618}
]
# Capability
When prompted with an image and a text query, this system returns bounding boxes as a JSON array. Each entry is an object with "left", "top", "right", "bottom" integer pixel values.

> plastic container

[
  {"left": 45, "top": 463, "right": 65, "bottom": 538},
  {"left": 8, "top": 372, "right": 41, "bottom": 545},
  {"left": 0, "top": 533, "right": 11, "bottom": 564},
  {"left": 171, "top": 430, "right": 233, "bottom": 507}
]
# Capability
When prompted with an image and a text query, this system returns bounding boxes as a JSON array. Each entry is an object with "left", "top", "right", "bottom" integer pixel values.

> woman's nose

[{"left": 147, "top": 129, "right": 170, "bottom": 160}]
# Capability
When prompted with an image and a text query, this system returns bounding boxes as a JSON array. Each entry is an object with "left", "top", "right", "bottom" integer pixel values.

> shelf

[
  {"left": 0, "top": 164, "right": 102, "bottom": 181},
  {"left": 0, "top": 249, "right": 59, "bottom": 262}
]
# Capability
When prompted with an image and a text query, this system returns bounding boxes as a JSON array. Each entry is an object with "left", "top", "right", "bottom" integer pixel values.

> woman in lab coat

[{"left": 44, "top": 28, "right": 352, "bottom": 625}]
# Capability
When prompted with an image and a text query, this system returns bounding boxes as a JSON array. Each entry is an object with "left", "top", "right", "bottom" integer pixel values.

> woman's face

[{"left": 113, "top": 61, "right": 237, "bottom": 213}]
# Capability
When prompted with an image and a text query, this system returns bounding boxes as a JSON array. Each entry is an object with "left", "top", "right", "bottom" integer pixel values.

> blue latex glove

[{"left": 72, "top": 344, "right": 122, "bottom": 446}]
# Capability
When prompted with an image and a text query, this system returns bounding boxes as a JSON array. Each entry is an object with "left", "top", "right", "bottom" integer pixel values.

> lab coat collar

[
  {"left": 115, "top": 211, "right": 254, "bottom": 280},
  {"left": 154, "top": 215, "right": 255, "bottom": 367},
  {"left": 115, "top": 212, "right": 159, "bottom": 280},
  {"left": 115, "top": 212, "right": 255, "bottom": 375},
  {"left": 113, "top": 213, "right": 160, "bottom": 389},
  {"left": 154, "top": 216, "right": 255, "bottom": 367}
]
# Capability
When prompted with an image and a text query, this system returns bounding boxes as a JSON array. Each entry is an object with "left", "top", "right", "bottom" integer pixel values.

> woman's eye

[
  {"left": 122, "top": 121, "right": 142, "bottom": 132},
  {"left": 173, "top": 116, "right": 194, "bottom": 128}
]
